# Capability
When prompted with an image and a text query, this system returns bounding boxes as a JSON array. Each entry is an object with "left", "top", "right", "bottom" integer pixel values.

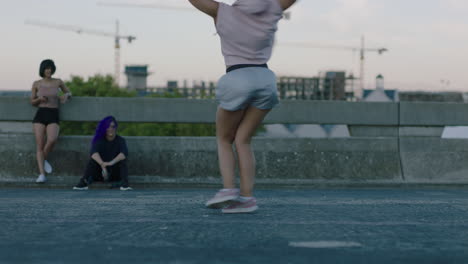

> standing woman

[
  {"left": 30, "top": 59, "right": 72, "bottom": 183},
  {"left": 188, "top": 0, "right": 297, "bottom": 213}
]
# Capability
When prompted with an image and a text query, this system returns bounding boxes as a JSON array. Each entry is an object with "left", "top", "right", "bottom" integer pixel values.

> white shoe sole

[
  {"left": 205, "top": 195, "right": 238, "bottom": 208},
  {"left": 120, "top": 187, "right": 133, "bottom": 191},
  {"left": 222, "top": 205, "right": 259, "bottom": 214},
  {"left": 36, "top": 176, "right": 47, "bottom": 183},
  {"left": 73, "top": 186, "right": 88, "bottom": 190}
]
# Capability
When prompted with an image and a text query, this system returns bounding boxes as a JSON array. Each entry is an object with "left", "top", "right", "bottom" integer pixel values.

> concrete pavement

[{"left": 1, "top": 188, "right": 467, "bottom": 263}]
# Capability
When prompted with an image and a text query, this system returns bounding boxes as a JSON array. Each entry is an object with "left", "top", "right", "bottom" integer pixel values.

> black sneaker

[{"left": 73, "top": 179, "right": 88, "bottom": 190}]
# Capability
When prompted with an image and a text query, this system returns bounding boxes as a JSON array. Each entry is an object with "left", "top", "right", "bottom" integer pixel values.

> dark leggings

[{"left": 82, "top": 159, "right": 128, "bottom": 186}]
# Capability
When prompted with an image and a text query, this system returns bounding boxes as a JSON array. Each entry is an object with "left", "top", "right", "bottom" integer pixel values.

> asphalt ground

[{"left": 0, "top": 188, "right": 467, "bottom": 264}]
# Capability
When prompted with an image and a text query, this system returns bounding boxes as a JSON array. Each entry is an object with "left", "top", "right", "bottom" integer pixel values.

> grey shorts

[{"left": 216, "top": 67, "right": 279, "bottom": 111}]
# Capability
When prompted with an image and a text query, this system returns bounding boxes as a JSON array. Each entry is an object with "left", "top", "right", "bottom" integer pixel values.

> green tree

[
  {"left": 60, "top": 74, "right": 216, "bottom": 137},
  {"left": 66, "top": 75, "right": 136, "bottom": 97}
]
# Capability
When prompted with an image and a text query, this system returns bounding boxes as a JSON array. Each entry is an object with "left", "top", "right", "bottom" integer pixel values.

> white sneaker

[
  {"left": 44, "top": 160, "right": 52, "bottom": 174},
  {"left": 36, "top": 174, "right": 47, "bottom": 183},
  {"left": 205, "top": 189, "right": 239, "bottom": 209},
  {"left": 222, "top": 197, "right": 258, "bottom": 214},
  {"left": 120, "top": 186, "right": 133, "bottom": 191}
]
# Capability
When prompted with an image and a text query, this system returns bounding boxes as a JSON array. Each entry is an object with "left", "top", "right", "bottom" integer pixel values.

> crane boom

[
  {"left": 25, "top": 19, "right": 135, "bottom": 40},
  {"left": 25, "top": 19, "right": 136, "bottom": 86}
]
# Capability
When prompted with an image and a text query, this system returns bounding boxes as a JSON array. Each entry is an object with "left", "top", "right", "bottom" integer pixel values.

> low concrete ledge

[
  {"left": 0, "top": 134, "right": 402, "bottom": 186},
  {"left": 400, "top": 138, "right": 468, "bottom": 183},
  {"left": 268, "top": 100, "right": 398, "bottom": 125},
  {"left": 399, "top": 126, "right": 445, "bottom": 137},
  {"left": 3, "top": 133, "right": 468, "bottom": 187},
  {"left": 348, "top": 126, "right": 398, "bottom": 137}
]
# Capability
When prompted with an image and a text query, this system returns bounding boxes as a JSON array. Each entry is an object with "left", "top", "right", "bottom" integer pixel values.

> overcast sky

[{"left": 1, "top": 0, "right": 467, "bottom": 92}]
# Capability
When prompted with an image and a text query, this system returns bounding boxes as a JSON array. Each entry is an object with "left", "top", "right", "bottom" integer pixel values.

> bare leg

[
  {"left": 43, "top": 123, "right": 59, "bottom": 159},
  {"left": 33, "top": 123, "right": 46, "bottom": 175},
  {"left": 216, "top": 107, "right": 246, "bottom": 189},
  {"left": 234, "top": 107, "right": 270, "bottom": 197}
]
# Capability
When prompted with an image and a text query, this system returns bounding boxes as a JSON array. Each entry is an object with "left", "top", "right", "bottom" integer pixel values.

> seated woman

[{"left": 73, "top": 116, "right": 132, "bottom": 191}]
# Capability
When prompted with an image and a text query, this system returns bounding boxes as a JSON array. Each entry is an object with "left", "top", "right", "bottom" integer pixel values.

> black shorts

[{"left": 32, "top": 108, "right": 60, "bottom": 126}]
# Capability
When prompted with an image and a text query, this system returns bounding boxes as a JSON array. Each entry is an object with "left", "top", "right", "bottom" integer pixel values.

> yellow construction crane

[
  {"left": 25, "top": 19, "right": 136, "bottom": 86},
  {"left": 281, "top": 36, "right": 388, "bottom": 92}
]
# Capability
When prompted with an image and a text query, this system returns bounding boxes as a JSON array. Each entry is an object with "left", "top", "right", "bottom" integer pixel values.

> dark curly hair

[{"left": 39, "top": 59, "right": 56, "bottom": 78}]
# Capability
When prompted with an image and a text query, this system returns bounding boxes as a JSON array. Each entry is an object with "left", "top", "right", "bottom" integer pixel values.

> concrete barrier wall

[
  {"left": 0, "top": 134, "right": 403, "bottom": 186},
  {"left": 2, "top": 97, "right": 468, "bottom": 186},
  {"left": 400, "top": 138, "right": 468, "bottom": 183},
  {"left": 400, "top": 102, "right": 468, "bottom": 126},
  {"left": 0, "top": 96, "right": 398, "bottom": 124}
]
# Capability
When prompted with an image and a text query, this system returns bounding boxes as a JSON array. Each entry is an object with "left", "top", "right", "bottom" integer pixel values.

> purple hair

[{"left": 92, "top": 116, "right": 118, "bottom": 146}]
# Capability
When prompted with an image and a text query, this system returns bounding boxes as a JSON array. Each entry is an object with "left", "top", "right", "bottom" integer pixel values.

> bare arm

[
  {"left": 187, "top": 0, "right": 219, "bottom": 18},
  {"left": 58, "top": 79, "right": 71, "bottom": 94},
  {"left": 105, "top": 153, "right": 126, "bottom": 167},
  {"left": 91, "top": 153, "right": 106, "bottom": 167},
  {"left": 278, "top": 0, "right": 297, "bottom": 10},
  {"left": 94, "top": 152, "right": 126, "bottom": 168},
  {"left": 92, "top": 152, "right": 123, "bottom": 181},
  {"left": 58, "top": 79, "right": 72, "bottom": 103}
]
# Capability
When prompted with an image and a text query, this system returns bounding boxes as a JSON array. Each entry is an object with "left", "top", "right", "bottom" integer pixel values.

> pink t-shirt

[
  {"left": 216, "top": 0, "right": 283, "bottom": 67},
  {"left": 36, "top": 79, "right": 60, "bottom": 108}
]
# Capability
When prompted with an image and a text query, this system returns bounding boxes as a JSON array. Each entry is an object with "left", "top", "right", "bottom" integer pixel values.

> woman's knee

[
  {"left": 47, "top": 137, "right": 58, "bottom": 145},
  {"left": 234, "top": 136, "right": 251, "bottom": 149},
  {"left": 218, "top": 133, "right": 236, "bottom": 145}
]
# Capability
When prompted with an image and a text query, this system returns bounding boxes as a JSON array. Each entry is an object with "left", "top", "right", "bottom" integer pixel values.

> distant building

[
  {"left": 363, "top": 90, "right": 398, "bottom": 102},
  {"left": 277, "top": 71, "right": 355, "bottom": 101},
  {"left": 264, "top": 71, "right": 355, "bottom": 138},
  {"left": 323, "top": 71, "right": 346, "bottom": 100},
  {"left": 277, "top": 76, "right": 319, "bottom": 100},
  {"left": 167, "top": 81, "right": 178, "bottom": 89},
  {"left": 363, "top": 74, "right": 399, "bottom": 102},
  {"left": 125, "top": 65, "right": 150, "bottom": 90}
]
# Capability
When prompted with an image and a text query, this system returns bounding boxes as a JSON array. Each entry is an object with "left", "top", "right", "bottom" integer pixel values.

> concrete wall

[
  {"left": 400, "top": 138, "right": 468, "bottom": 183},
  {"left": 0, "top": 96, "right": 398, "bottom": 124},
  {"left": 2, "top": 97, "right": 468, "bottom": 186},
  {"left": 0, "top": 134, "right": 402, "bottom": 186}
]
